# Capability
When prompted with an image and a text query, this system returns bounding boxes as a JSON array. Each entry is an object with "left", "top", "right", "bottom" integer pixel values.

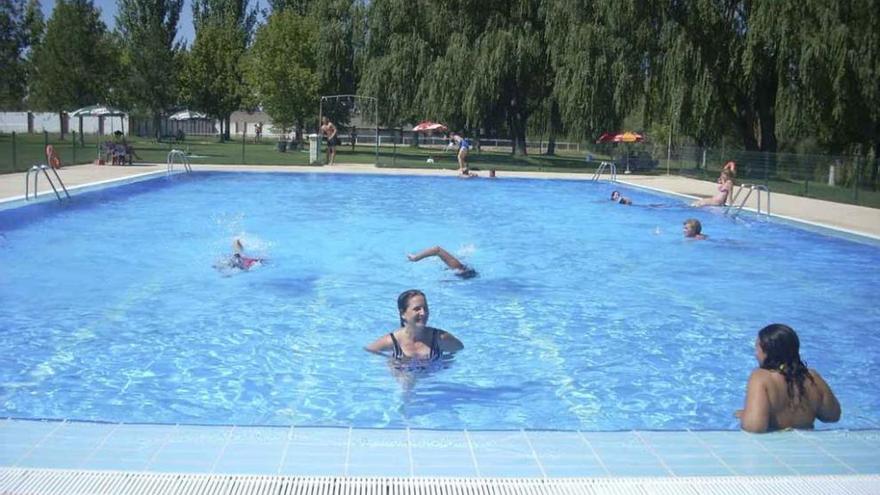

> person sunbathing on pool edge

[{"left": 407, "top": 245, "right": 477, "bottom": 279}]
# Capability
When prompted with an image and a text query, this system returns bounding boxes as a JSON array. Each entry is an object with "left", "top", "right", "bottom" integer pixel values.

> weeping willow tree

[
  {"left": 544, "top": 0, "right": 653, "bottom": 144},
  {"left": 781, "top": 0, "right": 880, "bottom": 183},
  {"left": 360, "top": 0, "right": 552, "bottom": 155},
  {"left": 357, "top": 0, "right": 434, "bottom": 129}
]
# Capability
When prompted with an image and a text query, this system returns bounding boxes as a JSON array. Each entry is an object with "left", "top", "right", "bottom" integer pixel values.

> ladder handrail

[
  {"left": 726, "top": 183, "right": 770, "bottom": 218},
  {"left": 591, "top": 161, "right": 617, "bottom": 182},
  {"left": 25, "top": 164, "right": 71, "bottom": 202},
  {"left": 167, "top": 149, "right": 192, "bottom": 174}
]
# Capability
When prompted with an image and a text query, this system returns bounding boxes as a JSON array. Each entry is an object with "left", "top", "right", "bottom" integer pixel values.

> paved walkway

[{"left": 2, "top": 163, "right": 878, "bottom": 239}]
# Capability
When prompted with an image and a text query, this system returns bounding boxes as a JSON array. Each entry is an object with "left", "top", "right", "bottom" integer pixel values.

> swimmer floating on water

[
  {"left": 610, "top": 190, "right": 632, "bottom": 205},
  {"left": 407, "top": 245, "right": 477, "bottom": 279},
  {"left": 683, "top": 219, "right": 707, "bottom": 240},
  {"left": 223, "top": 238, "right": 265, "bottom": 271}
]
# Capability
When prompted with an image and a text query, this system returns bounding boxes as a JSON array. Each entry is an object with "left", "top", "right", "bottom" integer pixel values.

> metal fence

[
  {"left": 2, "top": 129, "right": 877, "bottom": 207},
  {"left": 645, "top": 144, "right": 879, "bottom": 206}
]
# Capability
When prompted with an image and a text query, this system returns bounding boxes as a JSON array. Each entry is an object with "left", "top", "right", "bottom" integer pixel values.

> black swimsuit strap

[
  {"left": 430, "top": 329, "right": 441, "bottom": 359},
  {"left": 390, "top": 330, "right": 441, "bottom": 360},
  {"left": 389, "top": 332, "right": 402, "bottom": 359}
]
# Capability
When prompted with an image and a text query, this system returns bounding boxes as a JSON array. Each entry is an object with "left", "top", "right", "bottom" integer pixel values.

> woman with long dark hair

[
  {"left": 737, "top": 324, "right": 840, "bottom": 432},
  {"left": 365, "top": 289, "right": 463, "bottom": 361}
]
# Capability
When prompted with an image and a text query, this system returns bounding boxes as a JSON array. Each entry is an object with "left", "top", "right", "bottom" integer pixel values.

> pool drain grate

[{"left": 1, "top": 469, "right": 878, "bottom": 495}]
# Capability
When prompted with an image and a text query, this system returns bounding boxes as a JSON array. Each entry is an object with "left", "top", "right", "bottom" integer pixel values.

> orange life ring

[{"left": 46, "top": 145, "right": 62, "bottom": 169}]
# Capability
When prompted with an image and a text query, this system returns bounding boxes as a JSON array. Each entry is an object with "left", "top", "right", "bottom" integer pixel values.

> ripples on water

[{"left": 0, "top": 172, "right": 878, "bottom": 430}]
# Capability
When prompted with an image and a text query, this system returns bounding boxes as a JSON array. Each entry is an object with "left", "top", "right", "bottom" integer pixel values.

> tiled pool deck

[{"left": 2, "top": 419, "right": 879, "bottom": 478}]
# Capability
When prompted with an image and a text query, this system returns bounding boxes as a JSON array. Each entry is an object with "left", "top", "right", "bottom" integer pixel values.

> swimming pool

[{"left": 1, "top": 171, "right": 878, "bottom": 431}]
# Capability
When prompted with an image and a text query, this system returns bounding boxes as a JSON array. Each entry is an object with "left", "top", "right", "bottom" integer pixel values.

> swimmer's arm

[
  {"left": 740, "top": 369, "right": 770, "bottom": 433},
  {"left": 365, "top": 334, "right": 393, "bottom": 355},
  {"left": 811, "top": 370, "right": 841, "bottom": 423},
  {"left": 437, "top": 329, "right": 464, "bottom": 353}
]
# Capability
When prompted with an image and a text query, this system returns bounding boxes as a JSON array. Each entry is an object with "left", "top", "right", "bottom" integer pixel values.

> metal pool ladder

[
  {"left": 726, "top": 183, "right": 770, "bottom": 218},
  {"left": 25, "top": 164, "right": 71, "bottom": 202},
  {"left": 167, "top": 149, "right": 192, "bottom": 174},
  {"left": 591, "top": 161, "right": 617, "bottom": 182}
]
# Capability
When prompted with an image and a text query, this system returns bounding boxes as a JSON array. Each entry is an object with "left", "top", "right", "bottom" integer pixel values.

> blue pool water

[{"left": 1, "top": 172, "right": 878, "bottom": 431}]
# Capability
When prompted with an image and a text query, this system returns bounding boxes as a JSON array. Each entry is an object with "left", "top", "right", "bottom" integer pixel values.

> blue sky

[{"left": 40, "top": 0, "right": 269, "bottom": 45}]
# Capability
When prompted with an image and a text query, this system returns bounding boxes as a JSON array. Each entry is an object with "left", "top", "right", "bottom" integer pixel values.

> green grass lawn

[{"left": 3, "top": 132, "right": 877, "bottom": 208}]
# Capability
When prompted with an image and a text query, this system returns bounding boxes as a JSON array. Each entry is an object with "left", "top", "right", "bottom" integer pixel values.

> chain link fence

[{"left": 2, "top": 129, "right": 877, "bottom": 208}]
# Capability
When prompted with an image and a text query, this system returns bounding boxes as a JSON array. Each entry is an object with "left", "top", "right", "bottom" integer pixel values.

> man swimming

[{"left": 407, "top": 245, "right": 477, "bottom": 279}]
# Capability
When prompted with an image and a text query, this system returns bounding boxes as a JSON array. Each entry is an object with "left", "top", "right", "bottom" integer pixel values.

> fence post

[
  {"left": 72, "top": 131, "right": 77, "bottom": 164},
  {"left": 853, "top": 159, "right": 860, "bottom": 202},
  {"left": 12, "top": 131, "right": 17, "bottom": 172},
  {"left": 241, "top": 130, "right": 246, "bottom": 164},
  {"left": 43, "top": 130, "right": 48, "bottom": 153}
]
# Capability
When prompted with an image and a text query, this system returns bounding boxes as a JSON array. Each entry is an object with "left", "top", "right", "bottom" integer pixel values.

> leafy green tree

[
  {"left": 358, "top": 0, "right": 432, "bottom": 128},
  {"left": 28, "top": 0, "right": 116, "bottom": 111},
  {"left": 245, "top": 10, "right": 318, "bottom": 132},
  {"left": 784, "top": 1, "right": 880, "bottom": 183},
  {"left": 192, "top": 0, "right": 258, "bottom": 42},
  {"left": 640, "top": 1, "right": 785, "bottom": 153},
  {"left": 268, "top": 0, "right": 311, "bottom": 15},
  {"left": 1, "top": 0, "right": 28, "bottom": 108},
  {"left": 116, "top": 0, "right": 184, "bottom": 132},
  {"left": 180, "top": 18, "right": 247, "bottom": 139},
  {"left": 361, "top": 0, "right": 553, "bottom": 155},
  {"left": 184, "top": 0, "right": 257, "bottom": 139},
  {"left": 22, "top": 0, "right": 45, "bottom": 48}
]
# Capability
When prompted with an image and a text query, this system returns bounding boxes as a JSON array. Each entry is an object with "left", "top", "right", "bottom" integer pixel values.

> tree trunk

[
  {"left": 545, "top": 101, "right": 561, "bottom": 156},
  {"left": 872, "top": 140, "right": 879, "bottom": 191},
  {"left": 508, "top": 95, "right": 529, "bottom": 156},
  {"left": 152, "top": 112, "right": 162, "bottom": 143}
]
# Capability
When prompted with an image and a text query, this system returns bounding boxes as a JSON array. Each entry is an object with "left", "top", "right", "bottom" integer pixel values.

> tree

[
  {"left": 180, "top": 18, "right": 247, "bottom": 140},
  {"left": 245, "top": 10, "right": 318, "bottom": 133},
  {"left": 116, "top": 0, "right": 184, "bottom": 133},
  {"left": 360, "top": 0, "right": 553, "bottom": 155},
  {"left": 184, "top": 0, "right": 257, "bottom": 139},
  {"left": 0, "top": 0, "right": 28, "bottom": 108},
  {"left": 358, "top": 0, "right": 433, "bottom": 128},
  {"left": 268, "top": 0, "right": 311, "bottom": 16},
  {"left": 784, "top": 1, "right": 880, "bottom": 184},
  {"left": 192, "top": 0, "right": 258, "bottom": 43},
  {"left": 22, "top": 0, "right": 45, "bottom": 48},
  {"left": 28, "top": 0, "right": 116, "bottom": 111}
]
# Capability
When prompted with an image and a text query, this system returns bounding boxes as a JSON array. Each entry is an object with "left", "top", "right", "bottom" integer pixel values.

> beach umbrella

[
  {"left": 169, "top": 110, "right": 209, "bottom": 121},
  {"left": 412, "top": 121, "right": 448, "bottom": 133},
  {"left": 69, "top": 105, "right": 128, "bottom": 139},
  {"left": 596, "top": 131, "right": 644, "bottom": 144},
  {"left": 596, "top": 131, "right": 646, "bottom": 174}
]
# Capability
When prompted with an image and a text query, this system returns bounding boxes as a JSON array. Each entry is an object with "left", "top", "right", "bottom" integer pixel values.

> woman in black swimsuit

[{"left": 365, "top": 289, "right": 463, "bottom": 361}]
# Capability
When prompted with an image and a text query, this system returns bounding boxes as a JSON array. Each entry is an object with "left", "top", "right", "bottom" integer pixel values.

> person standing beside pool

[
  {"left": 736, "top": 323, "right": 841, "bottom": 433},
  {"left": 683, "top": 219, "right": 707, "bottom": 240},
  {"left": 447, "top": 132, "right": 472, "bottom": 175},
  {"left": 320, "top": 116, "right": 339, "bottom": 165},
  {"left": 365, "top": 289, "right": 464, "bottom": 360},
  {"left": 407, "top": 245, "right": 477, "bottom": 279}
]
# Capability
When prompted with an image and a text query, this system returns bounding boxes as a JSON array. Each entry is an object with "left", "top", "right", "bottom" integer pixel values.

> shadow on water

[{"left": 257, "top": 275, "right": 320, "bottom": 296}]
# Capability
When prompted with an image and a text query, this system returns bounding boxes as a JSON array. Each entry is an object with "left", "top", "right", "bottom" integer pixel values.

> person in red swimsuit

[{"left": 229, "top": 238, "right": 264, "bottom": 270}]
